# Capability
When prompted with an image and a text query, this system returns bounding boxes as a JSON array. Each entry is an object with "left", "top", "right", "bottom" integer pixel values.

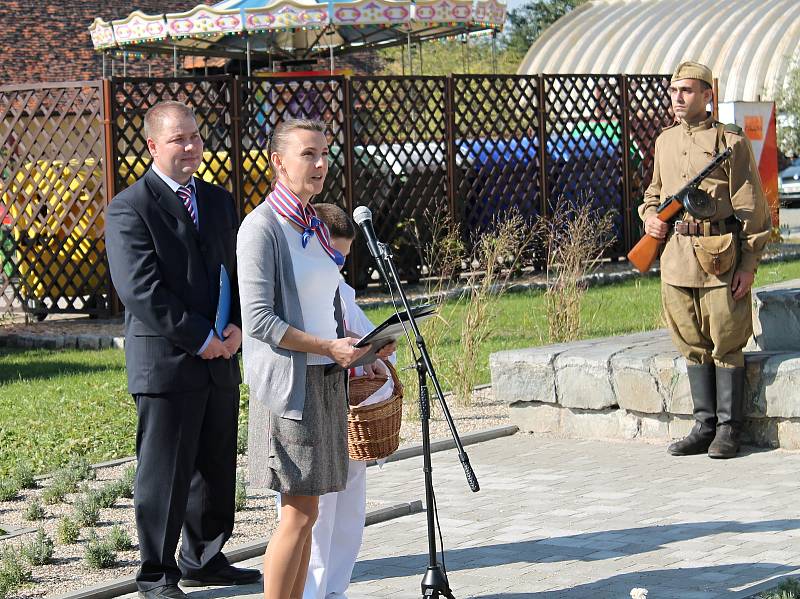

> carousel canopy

[{"left": 89, "top": 0, "right": 506, "bottom": 62}]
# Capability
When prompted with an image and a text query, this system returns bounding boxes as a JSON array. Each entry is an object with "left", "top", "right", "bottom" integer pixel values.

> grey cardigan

[{"left": 237, "top": 202, "right": 342, "bottom": 421}]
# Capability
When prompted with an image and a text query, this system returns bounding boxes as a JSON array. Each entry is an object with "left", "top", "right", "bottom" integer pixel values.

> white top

[
  {"left": 338, "top": 279, "right": 374, "bottom": 338},
  {"left": 276, "top": 214, "right": 339, "bottom": 365}
]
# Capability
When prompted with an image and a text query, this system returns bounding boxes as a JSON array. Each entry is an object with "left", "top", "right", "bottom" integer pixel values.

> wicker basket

[{"left": 347, "top": 361, "right": 404, "bottom": 461}]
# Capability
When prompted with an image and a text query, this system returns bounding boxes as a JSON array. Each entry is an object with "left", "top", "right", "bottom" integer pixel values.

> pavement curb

[{"left": 51, "top": 427, "right": 514, "bottom": 599}]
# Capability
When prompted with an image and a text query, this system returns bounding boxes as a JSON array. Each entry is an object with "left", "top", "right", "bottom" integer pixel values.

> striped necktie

[{"left": 176, "top": 184, "right": 198, "bottom": 228}]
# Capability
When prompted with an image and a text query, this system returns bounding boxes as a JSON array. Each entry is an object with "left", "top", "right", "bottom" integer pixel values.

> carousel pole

[
  {"left": 246, "top": 34, "right": 252, "bottom": 77},
  {"left": 407, "top": 30, "right": 413, "bottom": 76},
  {"left": 102, "top": 51, "right": 107, "bottom": 79},
  {"left": 173, "top": 44, "right": 178, "bottom": 77},
  {"left": 123, "top": 51, "right": 127, "bottom": 77},
  {"left": 329, "top": 29, "right": 335, "bottom": 75},
  {"left": 418, "top": 41, "right": 423, "bottom": 75},
  {"left": 492, "top": 30, "right": 497, "bottom": 74},
  {"left": 465, "top": 33, "right": 470, "bottom": 73}
]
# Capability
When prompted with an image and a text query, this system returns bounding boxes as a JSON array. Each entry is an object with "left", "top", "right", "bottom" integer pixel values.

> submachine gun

[{"left": 627, "top": 146, "right": 732, "bottom": 273}]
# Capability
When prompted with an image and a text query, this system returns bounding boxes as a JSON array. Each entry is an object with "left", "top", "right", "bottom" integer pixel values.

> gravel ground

[{"left": 0, "top": 388, "right": 507, "bottom": 599}]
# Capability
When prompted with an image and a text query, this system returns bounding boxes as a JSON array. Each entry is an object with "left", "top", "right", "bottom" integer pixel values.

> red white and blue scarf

[{"left": 266, "top": 181, "right": 344, "bottom": 266}]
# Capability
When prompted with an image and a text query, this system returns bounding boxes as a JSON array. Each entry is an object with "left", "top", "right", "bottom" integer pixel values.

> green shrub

[
  {"left": 94, "top": 482, "right": 121, "bottom": 509},
  {"left": 114, "top": 465, "right": 136, "bottom": 499},
  {"left": 12, "top": 465, "right": 36, "bottom": 490},
  {"left": 0, "top": 479, "right": 19, "bottom": 502},
  {"left": 84, "top": 535, "right": 116, "bottom": 569},
  {"left": 73, "top": 495, "right": 101, "bottom": 527},
  {"left": 66, "top": 456, "right": 95, "bottom": 482},
  {"left": 0, "top": 547, "right": 33, "bottom": 595},
  {"left": 106, "top": 526, "right": 133, "bottom": 552},
  {"left": 57, "top": 516, "right": 81, "bottom": 545},
  {"left": 49, "top": 470, "right": 80, "bottom": 496},
  {"left": 235, "top": 471, "right": 247, "bottom": 512},
  {"left": 237, "top": 422, "right": 248, "bottom": 455},
  {"left": 23, "top": 499, "right": 45, "bottom": 521},
  {"left": 41, "top": 483, "right": 68, "bottom": 505},
  {"left": 20, "top": 529, "right": 54, "bottom": 566}
]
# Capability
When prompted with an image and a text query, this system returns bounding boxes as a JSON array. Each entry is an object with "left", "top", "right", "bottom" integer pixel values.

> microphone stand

[{"left": 373, "top": 239, "right": 480, "bottom": 599}]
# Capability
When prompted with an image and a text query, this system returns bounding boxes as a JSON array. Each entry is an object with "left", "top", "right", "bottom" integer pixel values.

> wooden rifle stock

[
  {"left": 626, "top": 199, "right": 684, "bottom": 273},
  {"left": 627, "top": 147, "right": 733, "bottom": 273}
]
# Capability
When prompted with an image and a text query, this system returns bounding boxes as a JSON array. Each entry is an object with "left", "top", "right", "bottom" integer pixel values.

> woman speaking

[{"left": 237, "top": 119, "right": 368, "bottom": 599}]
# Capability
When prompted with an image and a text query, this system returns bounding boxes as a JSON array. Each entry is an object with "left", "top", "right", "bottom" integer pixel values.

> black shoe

[
  {"left": 667, "top": 424, "right": 715, "bottom": 456},
  {"left": 708, "top": 423, "right": 740, "bottom": 459},
  {"left": 138, "top": 585, "right": 188, "bottom": 599},
  {"left": 180, "top": 564, "right": 262, "bottom": 587}
]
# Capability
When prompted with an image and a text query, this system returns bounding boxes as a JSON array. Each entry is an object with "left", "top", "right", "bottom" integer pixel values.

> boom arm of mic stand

[{"left": 377, "top": 242, "right": 480, "bottom": 493}]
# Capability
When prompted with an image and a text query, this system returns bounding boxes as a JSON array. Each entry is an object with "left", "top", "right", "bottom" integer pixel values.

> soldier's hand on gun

[
  {"left": 200, "top": 336, "right": 232, "bottom": 360},
  {"left": 645, "top": 215, "right": 669, "bottom": 240},
  {"left": 221, "top": 324, "right": 242, "bottom": 355},
  {"left": 328, "top": 337, "right": 371, "bottom": 368},
  {"left": 731, "top": 270, "right": 755, "bottom": 301}
]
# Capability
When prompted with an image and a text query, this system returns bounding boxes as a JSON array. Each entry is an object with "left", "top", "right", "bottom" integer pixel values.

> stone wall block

[
  {"left": 490, "top": 347, "right": 561, "bottom": 404},
  {"left": 637, "top": 414, "right": 670, "bottom": 439},
  {"left": 751, "top": 282, "right": 800, "bottom": 352},
  {"left": 509, "top": 402, "right": 562, "bottom": 434},
  {"left": 760, "top": 354, "right": 800, "bottom": 418},
  {"left": 611, "top": 338, "right": 671, "bottom": 414},
  {"left": 668, "top": 415, "right": 694, "bottom": 439},
  {"left": 561, "top": 408, "right": 640, "bottom": 439},
  {"left": 777, "top": 420, "right": 800, "bottom": 449}
]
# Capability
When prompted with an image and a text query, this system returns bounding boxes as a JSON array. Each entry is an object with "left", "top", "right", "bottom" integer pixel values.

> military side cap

[{"left": 671, "top": 61, "right": 713, "bottom": 87}]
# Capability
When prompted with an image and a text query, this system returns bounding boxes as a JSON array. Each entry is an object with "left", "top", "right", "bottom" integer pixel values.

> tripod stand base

[{"left": 422, "top": 566, "right": 455, "bottom": 598}]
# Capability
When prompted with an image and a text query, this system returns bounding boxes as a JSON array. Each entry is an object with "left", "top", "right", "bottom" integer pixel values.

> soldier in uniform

[{"left": 639, "top": 61, "right": 771, "bottom": 459}]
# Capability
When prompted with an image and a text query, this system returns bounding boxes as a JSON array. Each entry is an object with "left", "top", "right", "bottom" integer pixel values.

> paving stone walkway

[{"left": 126, "top": 434, "right": 800, "bottom": 599}]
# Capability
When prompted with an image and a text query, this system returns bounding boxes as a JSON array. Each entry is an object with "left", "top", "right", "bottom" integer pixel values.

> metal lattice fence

[
  {"left": 109, "top": 76, "right": 235, "bottom": 196},
  {"left": 541, "top": 75, "right": 628, "bottom": 255},
  {"left": 453, "top": 75, "right": 542, "bottom": 239},
  {"left": 0, "top": 82, "right": 110, "bottom": 318},
  {"left": 1, "top": 73, "right": 675, "bottom": 315},
  {"left": 625, "top": 75, "right": 674, "bottom": 242}
]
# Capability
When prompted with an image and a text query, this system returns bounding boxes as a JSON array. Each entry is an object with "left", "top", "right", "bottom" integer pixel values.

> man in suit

[{"left": 105, "top": 101, "right": 261, "bottom": 599}]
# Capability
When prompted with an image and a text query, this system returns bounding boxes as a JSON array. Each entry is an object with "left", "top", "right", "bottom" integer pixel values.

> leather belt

[{"left": 674, "top": 216, "right": 740, "bottom": 237}]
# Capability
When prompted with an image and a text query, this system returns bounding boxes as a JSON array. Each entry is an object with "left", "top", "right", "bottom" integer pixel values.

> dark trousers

[{"left": 133, "top": 384, "right": 239, "bottom": 591}]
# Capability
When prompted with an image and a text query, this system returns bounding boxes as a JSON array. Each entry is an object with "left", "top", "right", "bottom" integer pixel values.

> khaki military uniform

[{"left": 639, "top": 115, "right": 771, "bottom": 367}]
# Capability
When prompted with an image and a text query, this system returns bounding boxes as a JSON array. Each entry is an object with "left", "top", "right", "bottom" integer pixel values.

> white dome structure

[{"left": 518, "top": 0, "right": 800, "bottom": 103}]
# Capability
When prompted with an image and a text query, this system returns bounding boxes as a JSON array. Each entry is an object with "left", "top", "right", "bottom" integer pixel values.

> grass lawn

[{"left": 3, "top": 259, "right": 800, "bottom": 476}]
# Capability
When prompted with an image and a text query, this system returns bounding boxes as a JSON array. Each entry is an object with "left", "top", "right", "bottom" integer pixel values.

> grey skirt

[{"left": 261, "top": 365, "right": 348, "bottom": 496}]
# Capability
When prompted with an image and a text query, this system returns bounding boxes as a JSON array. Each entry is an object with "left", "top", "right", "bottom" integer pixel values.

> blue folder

[{"left": 215, "top": 264, "right": 231, "bottom": 338}]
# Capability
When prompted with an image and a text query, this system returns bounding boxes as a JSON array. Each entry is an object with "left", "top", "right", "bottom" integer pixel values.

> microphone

[{"left": 352, "top": 206, "right": 388, "bottom": 283}]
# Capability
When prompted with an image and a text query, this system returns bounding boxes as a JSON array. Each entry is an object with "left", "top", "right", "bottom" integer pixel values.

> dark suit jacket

[{"left": 106, "top": 169, "right": 242, "bottom": 394}]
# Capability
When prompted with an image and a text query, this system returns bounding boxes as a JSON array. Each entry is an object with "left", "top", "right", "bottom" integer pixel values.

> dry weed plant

[
  {"left": 452, "top": 209, "right": 535, "bottom": 405},
  {"left": 541, "top": 196, "right": 616, "bottom": 343},
  {"left": 399, "top": 211, "right": 464, "bottom": 420}
]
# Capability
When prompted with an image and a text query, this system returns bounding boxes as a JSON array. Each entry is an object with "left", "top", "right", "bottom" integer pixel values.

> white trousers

[{"left": 279, "top": 459, "right": 367, "bottom": 599}]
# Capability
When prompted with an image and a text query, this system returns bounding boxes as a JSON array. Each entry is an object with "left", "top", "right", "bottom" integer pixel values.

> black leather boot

[
  {"left": 708, "top": 366, "right": 745, "bottom": 459},
  {"left": 668, "top": 363, "right": 717, "bottom": 456}
]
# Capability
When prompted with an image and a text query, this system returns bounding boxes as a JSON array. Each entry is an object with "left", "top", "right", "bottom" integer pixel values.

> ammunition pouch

[{"left": 692, "top": 232, "right": 736, "bottom": 276}]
